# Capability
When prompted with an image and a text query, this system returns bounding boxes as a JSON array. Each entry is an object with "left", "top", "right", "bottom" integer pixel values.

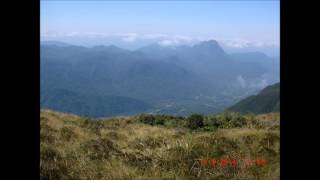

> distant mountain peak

[
  {"left": 193, "top": 40, "right": 226, "bottom": 56},
  {"left": 196, "top": 40, "right": 219, "bottom": 47},
  {"left": 90, "top": 45, "right": 131, "bottom": 54},
  {"left": 201, "top": 40, "right": 219, "bottom": 45}
]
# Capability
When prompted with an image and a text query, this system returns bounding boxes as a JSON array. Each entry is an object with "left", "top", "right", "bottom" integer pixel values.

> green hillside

[
  {"left": 41, "top": 110, "right": 279, "bottom": 179},
  {"left": 228, "top": 82, "right": 280, "bottom": 114}
]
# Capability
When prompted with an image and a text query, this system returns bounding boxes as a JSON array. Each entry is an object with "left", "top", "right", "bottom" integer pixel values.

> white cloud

[
  {"left": 112, "top": 33, "right": 139, "bottom": 42},
  {"left": 173, "top": 35, "right": 194, "bottom": 42},
  {"left": 41, "top": 31, "right": 112, "bottom": 38},
  {"left": 219, "top": 38, "right": 279, "bottom": 48},
  {"left": 40, "top": 31, "right": 279, "bottom": 49},
  {"left": 158, "top": 39, "right": 179, "bottom": 47},
  {"left": 143, "top": 33, "right": 168, "bottom": 39},
  {"left": 65, "top": 32, "right": 81, "bottom": 37},
  {"left": 122, "top": 37, "right": 136, "bottom": 42},
  {"left": 236, "top": 73, "right": 274, "bottom": 90},
  {"left": 237, "top": 75, "right": 247, "bottom": 88},
  {"left": 122, "top": 35, "right": 138, "bottom": 42},
  {"left": 254, "top": 79, "right": 268, "bottom": 89},
  {"left": 223, "top": 39, "right": 250, "bottom": 48},
  {"left": 41, "top": 30, "right": 63, "bottom": 37}
]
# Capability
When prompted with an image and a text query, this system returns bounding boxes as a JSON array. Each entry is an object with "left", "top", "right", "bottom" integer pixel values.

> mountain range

[{"left": 41, "top": 40, "right": 279, "bottom": 117}]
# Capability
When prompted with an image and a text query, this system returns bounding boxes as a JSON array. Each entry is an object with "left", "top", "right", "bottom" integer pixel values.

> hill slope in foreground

[
  {"left": 41, "top": 110, "right": 279, "bottom": 180},
  {"left": 228, "top": 82, "right": 280, "bottom": 114}
]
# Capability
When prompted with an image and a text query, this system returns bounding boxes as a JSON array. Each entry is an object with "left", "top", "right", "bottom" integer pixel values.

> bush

[
  {"left": 202, "top": 126, "right": 216, "bottom": 131},
  {"left": 155, "top": 116, "right": 165, "bottom": 125},
  {"left": 207, "top": 112, "right": 248, "bottom": 129},
  {"left": 187, "top": 114, "right": 204, "bottom": 130},
  {"left": 139, "top": 114, "right": 156, "bottom": 125},
  {"left": 206, "top": 116, "right": 223, "bottom": 128},
  {"left": 228, "top": 114, "right": 246, "bottom": 128}
]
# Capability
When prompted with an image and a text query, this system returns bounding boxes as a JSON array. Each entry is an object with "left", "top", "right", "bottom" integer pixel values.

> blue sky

[{"left": 41, "top": 1, "right": 279, "bottom": 55}]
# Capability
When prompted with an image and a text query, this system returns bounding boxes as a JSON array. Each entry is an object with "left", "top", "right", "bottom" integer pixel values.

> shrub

[
  {"left": 81, "top": 118, "right": 92, "bottom": 127},
  {"left": 187, "top": 114, "right": 204, "bottom": 130},
  {"left": 155, "top": 116, "right": 165, "bottom": 125},
  {"left": 206, "top": 116, "right": 223, "bottom": 128},
  {"left": 246, "top": 114, "right": 260, "bottom": 128},
  {"left": 228, "top": 114, "right": 247, "bottom": 128},
  {"left": 208, "top": 112, "right": 248, "bottom": 129},
  {"left": 202, "top": 126, "right": 216, "bottom": 131},
  {"left": 139, "top": 114, "right": 156, "bottom": 125}
]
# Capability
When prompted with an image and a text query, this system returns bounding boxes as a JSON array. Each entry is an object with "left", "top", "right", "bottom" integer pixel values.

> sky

[{"left": 41, "top": 0, "right": 280, "bottom": 56}]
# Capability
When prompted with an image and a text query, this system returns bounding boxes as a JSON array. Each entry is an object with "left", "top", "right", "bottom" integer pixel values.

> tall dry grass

[{"left": 40, "top": 110, "right": 280, "bottom": 180}]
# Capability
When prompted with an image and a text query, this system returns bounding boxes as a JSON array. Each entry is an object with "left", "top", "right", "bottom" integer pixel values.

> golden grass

[{"left": 40, "top": 110, "right": 280, "bottom": 180}]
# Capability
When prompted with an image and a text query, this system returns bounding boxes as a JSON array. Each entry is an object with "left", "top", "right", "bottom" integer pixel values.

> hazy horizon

[
  {"left": 41, "top": 1, "right": 279, "bottom": 56},
  {"left": 41, "top": 39, "right": 279, "bottom": 59}
]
